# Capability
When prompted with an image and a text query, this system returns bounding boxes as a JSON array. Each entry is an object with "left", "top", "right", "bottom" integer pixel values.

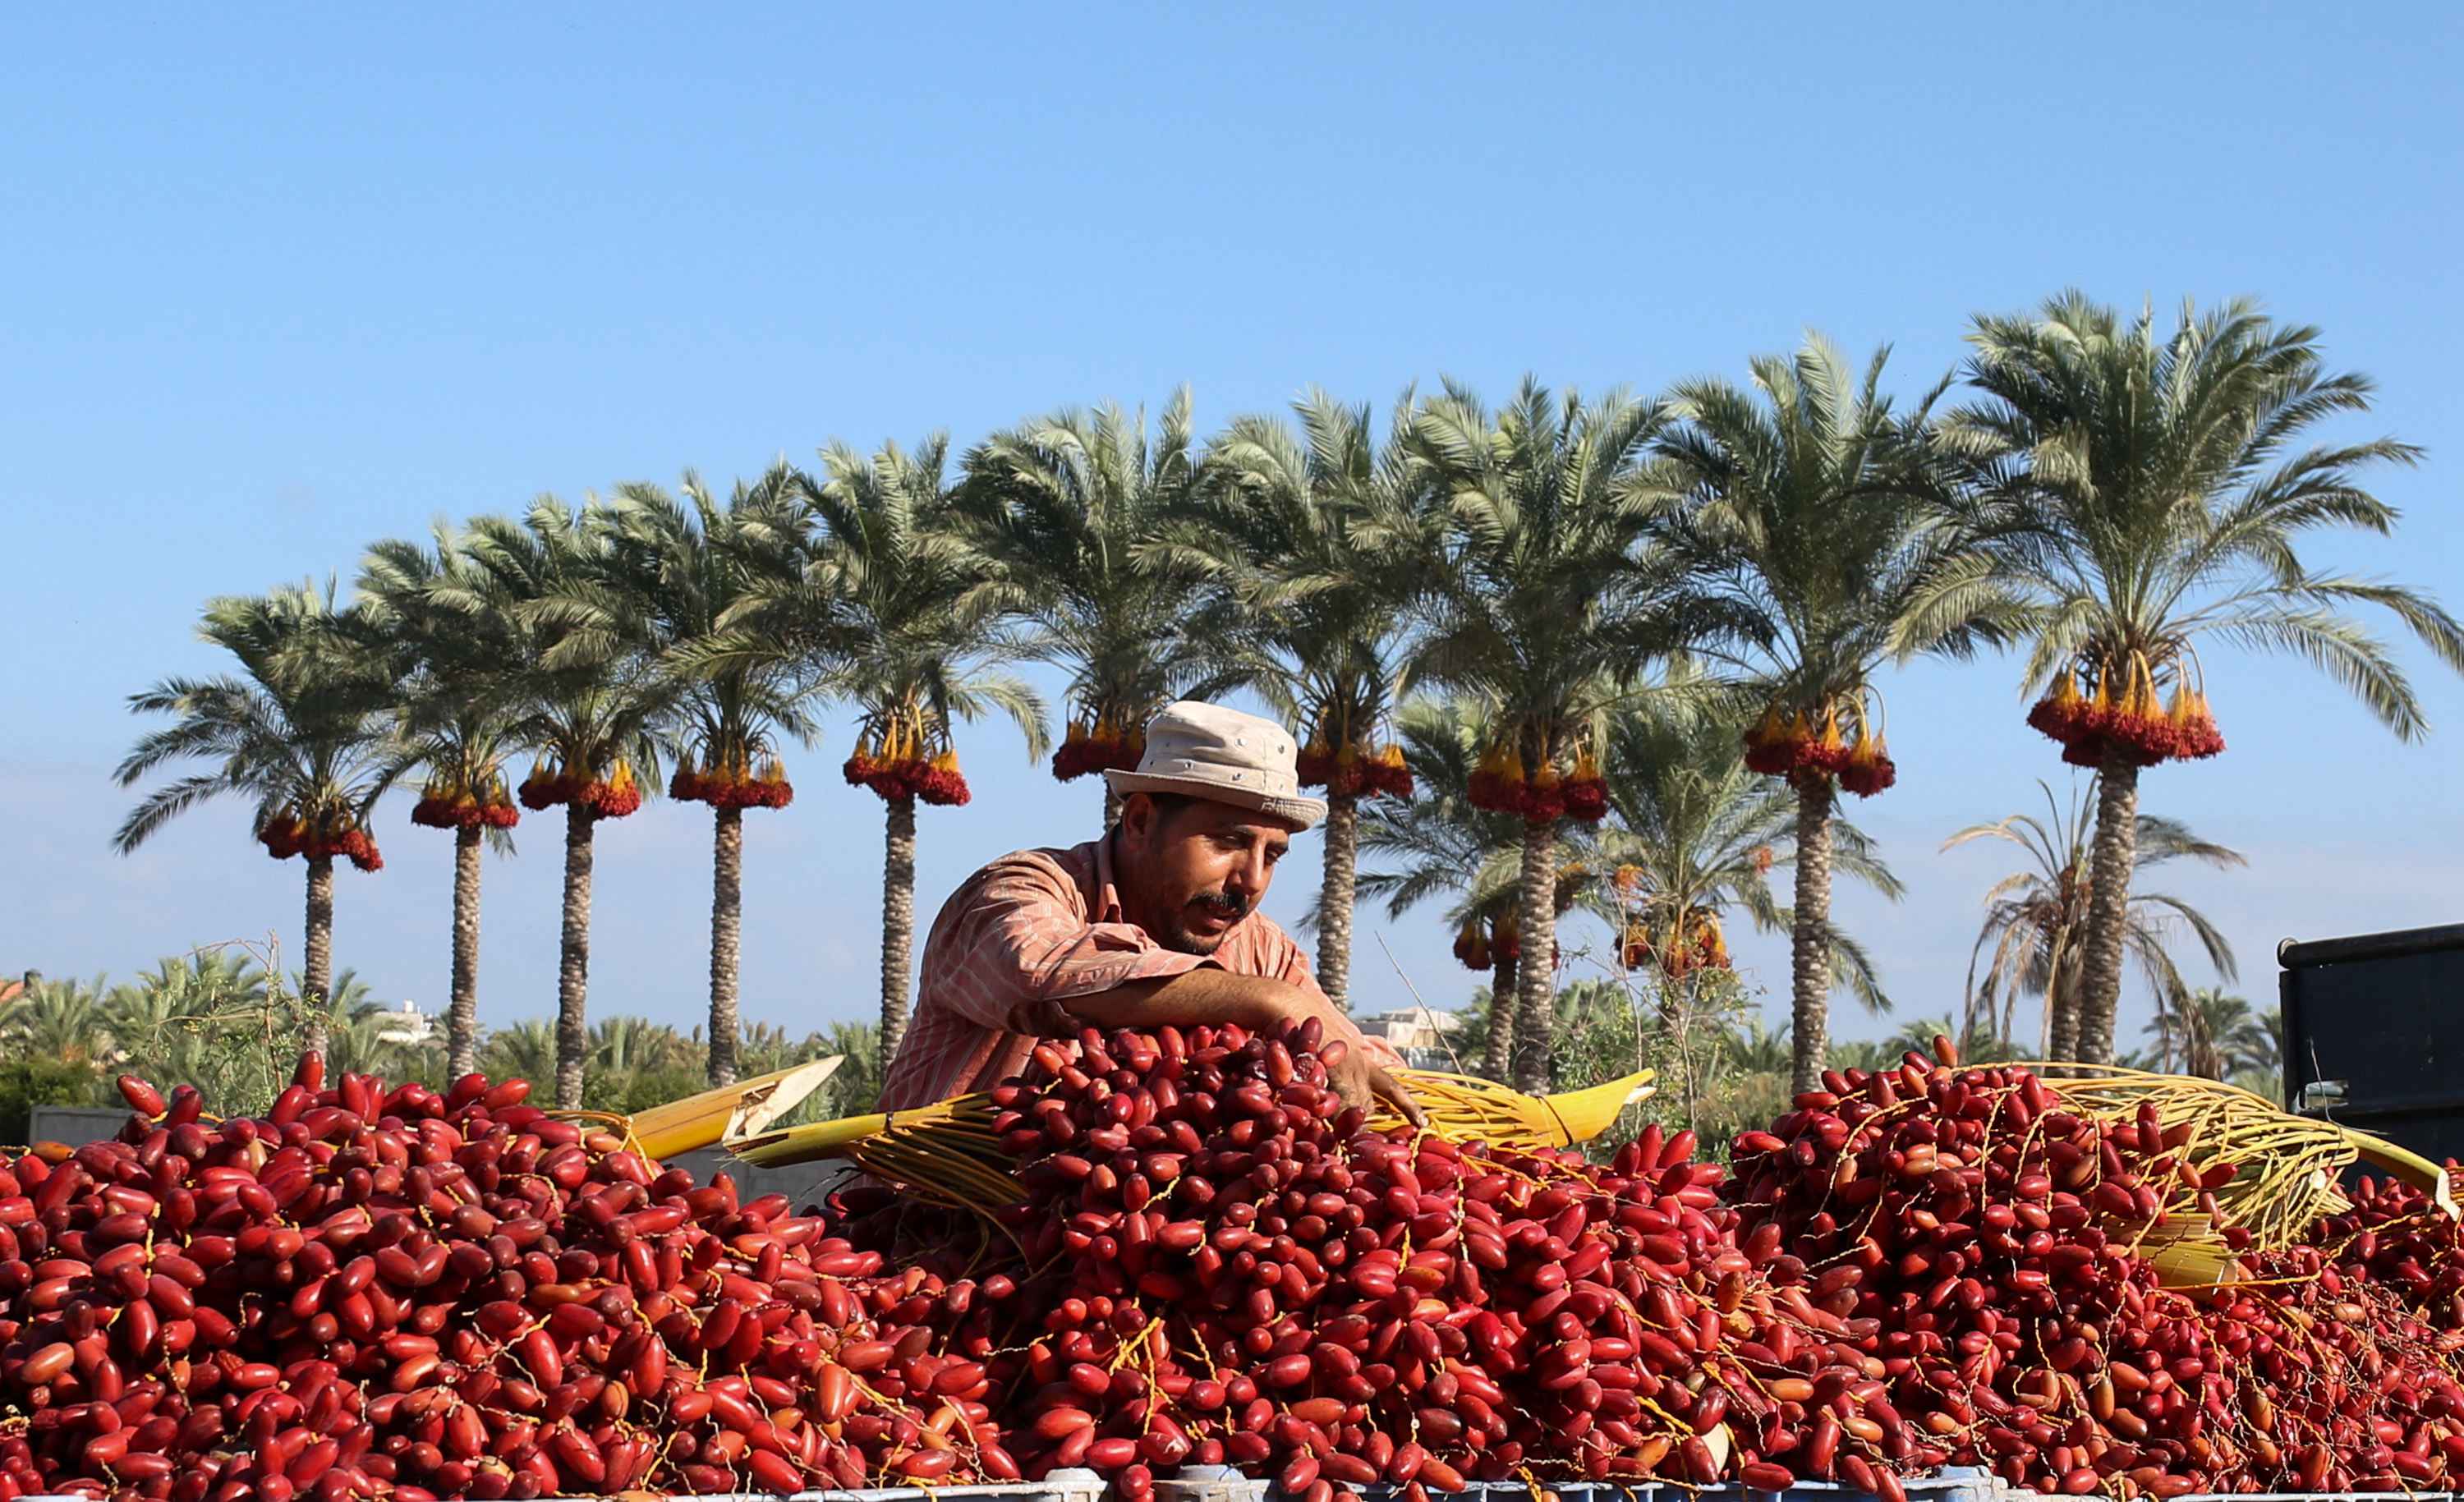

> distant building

[
  {"left": 1354, "top": 1005, "right": 1466, "bottom": 1071},
  {"left": 376, "top": 999, "right": 439, "bottom": 1048}
]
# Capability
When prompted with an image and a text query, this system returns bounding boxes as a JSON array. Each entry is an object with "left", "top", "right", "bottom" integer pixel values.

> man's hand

[{"left": 1322, "top": 1038, "right": 1428, "bottom": 1129}]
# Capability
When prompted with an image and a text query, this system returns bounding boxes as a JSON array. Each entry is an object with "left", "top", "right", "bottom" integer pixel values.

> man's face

[{"left": 1115, "top": 795, "right": 1301, "bottom": 955}]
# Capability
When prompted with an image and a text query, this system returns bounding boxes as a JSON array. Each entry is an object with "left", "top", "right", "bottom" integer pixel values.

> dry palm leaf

[
  {"left": 2020, "top": 1064, "right": 2457, "bottom": 1254},
  {"left": 594, "top": 1056, "right": 844, "bottom": 1160}
]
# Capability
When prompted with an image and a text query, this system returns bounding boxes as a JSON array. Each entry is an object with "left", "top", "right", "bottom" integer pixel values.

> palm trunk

[
  {"left": 1102, "top": 783, "right": 1123, "bottom": 830},
  {"left": 447, "top": 825, "right": 482, "bottom": 1080},
  {"left": 1789, "top": 779, "right": 1836, "bottom": 1095},
  {"left": 1483, "top": 945, "right": 1520, "bottom": 1082},
  {"left": 554, "top": 806, "right": 595, "bottom": 1108},
  {"left": 1510, "top": 820, "right": 1558, "bottom": 1093},
  {"left": 302, "top": 856, "right": 334, "bottom": 1058},
  {"left": 707, "top": 806, "right": 743, "bottom": 1087},
  {"left": 2073, "top": 757, "right": 2141, "bottom": 1067},
  {"left": 2045, "top": 928, "right": 2080, "bottom": 1061},
  {"left": 1315, "top": 792, "right": 1358, "bottom": 1011},
  {"left": 880, "top": 797, "right": 918, "bottom": 1063}
]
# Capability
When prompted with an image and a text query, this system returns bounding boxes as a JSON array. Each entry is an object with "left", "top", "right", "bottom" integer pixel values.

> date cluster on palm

[
  {"left": 255, "top": 808, "right": 383, "bottom": 871},
  {"left": 2027, "top": 655, "right": 2225, "bottom": 768},
  {"left": 1466, "top": 743, "right": 1608, "bottom": 823},
  {"left": 514, "top": 760, "right": 641, "bottom": 819},
  {"left": 407, "top": 775, "right": 520, "bottom": 833},
  {"left": 1050, "top": 710, "right": 1147, "bottom": 783},
  {"left": 1294, "top": 742, "right": 1414, "bottom": 801},
  {"left": 670, "top": 753, "right": 795, "bottom": 811},
  {"left": 1744, "top": 699, "right": 1896, "bottom": 797}
]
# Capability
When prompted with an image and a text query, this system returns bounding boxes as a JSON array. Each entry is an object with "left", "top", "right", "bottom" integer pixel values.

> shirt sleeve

[{"left": 932, "top": 857, "right": 1216, "bottom": 1036}]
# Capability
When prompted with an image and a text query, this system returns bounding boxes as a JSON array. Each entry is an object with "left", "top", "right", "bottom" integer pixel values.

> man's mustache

[{"left": 1191, "top": 891, "right": 1252, "bottom": 921}]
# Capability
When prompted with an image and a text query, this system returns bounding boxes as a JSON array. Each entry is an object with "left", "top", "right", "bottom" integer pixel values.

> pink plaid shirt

[{"left": 877, "top": 835, "right": 1399, "bottom": 1110}]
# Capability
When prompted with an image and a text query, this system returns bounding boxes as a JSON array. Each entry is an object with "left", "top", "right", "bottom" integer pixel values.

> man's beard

[{"left": 1157, "top": 891, "right": 1252, "bottom": 955}]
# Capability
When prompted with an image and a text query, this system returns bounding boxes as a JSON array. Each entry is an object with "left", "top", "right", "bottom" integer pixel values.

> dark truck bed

[{"left": 2280, "top": 921, "right": 2464, "bottom": 1165}]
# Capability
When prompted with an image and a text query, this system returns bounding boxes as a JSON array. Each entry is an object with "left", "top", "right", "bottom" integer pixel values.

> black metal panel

[{"left": 2280, "top": 925, "right": 2464, "bottom": 1165}]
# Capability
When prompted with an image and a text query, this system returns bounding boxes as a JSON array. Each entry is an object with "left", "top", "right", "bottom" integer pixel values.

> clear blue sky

[{"left": 7, "top": 6, "right": 2460, "bottom": 1059}]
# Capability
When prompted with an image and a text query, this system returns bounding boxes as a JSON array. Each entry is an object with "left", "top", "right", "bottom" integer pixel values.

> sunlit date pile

[
  {"left": 1728, "top": 1046, "right": 2464, "bottom": 1495},
  {"left": 967, "top": 1018, "right": 1893, "bottom": 1502},
  {"left": 0, "top": 1059, "right": 1019, "bottom": 1500},
  {"left": 11, "top": 1027, "right": 2464, "bottom": 1500},
  {"left": 2315, "top": 1175, "right": 2464, "bottom": 1331}
]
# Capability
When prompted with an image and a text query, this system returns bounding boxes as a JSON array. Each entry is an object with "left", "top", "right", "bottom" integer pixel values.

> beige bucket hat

[{"left": 1104, "top": 701, "right": 1326, "bottom": 829}]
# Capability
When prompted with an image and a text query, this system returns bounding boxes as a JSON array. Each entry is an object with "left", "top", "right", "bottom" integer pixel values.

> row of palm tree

[
  {"left": 111, "top": 292, "right": 2461, "bottom": 1103},
  {"left": 0, "top": 951, "right": 882, "bottom": 1123}
]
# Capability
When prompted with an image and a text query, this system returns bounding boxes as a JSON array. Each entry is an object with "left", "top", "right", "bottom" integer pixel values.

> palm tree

[
  {"left": 1589, "top": 696, "right": 1897, "bottom": 1031},
  {"left": 1719, "top": 1014, "right": 1796, "bottom": 1079},
  {"left": 1348, "top": 699, "right": 1582, "bottom": 1082},
  {"left": 802, "top": 437, "right": 1047, "bottom": 1059},
  {"left": 480, "top": 1018, "right": 559, "bottom": 1087},
  {"left": 2144, "top": 986, "right": 2281, "bottom": 1084},
  {"left": 2223, "top": 995, "right": 2284, "bottom": 1097},
  {"left": 361, "top": 522, "right": 529, "bottom": 1080},
  {"left": 103, "top": 950, "right": 270, "bottom": 1064},
  {"left": 586, "top": 1015, "right": 698, "bottom": 1077},
  {"left": 1185, "top": 391, "right": 1441, "bottom": 1008},
  {"left": 605, "top": 468, "right": 818, "bottom": 1086},
  {"left": 1407, "top": 379, "right": 1697, "bottom": 1090},
  {"left": 2, "top": 975, "right": 113, "bottom": 1064},
  {"left": 696, "top": 438, "right": 1049, "bottom": 1062},
  {"left": 963, "top": 390, "right": 1237, "bottom": 829},
  {"left": 113, "top": 582, "right": 405, "bottom": 1048},
  {"left": 1940, "top": 293, "right": 2464, "bottom": 1064},
  {"left": 1945, "top": 777, "right": 2244, "bottom": 1059},
  {"left": 1656, "top": 337, "right": 1995, "bottom": 1091},
  {"left": 459, "top": 498, "right": 676, "bottom": 1105}
]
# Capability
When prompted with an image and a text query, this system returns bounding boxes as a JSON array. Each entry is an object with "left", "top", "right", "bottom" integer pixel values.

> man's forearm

[{"left": 1060, "top": 967, "right": 1312, "bottom": 1036}]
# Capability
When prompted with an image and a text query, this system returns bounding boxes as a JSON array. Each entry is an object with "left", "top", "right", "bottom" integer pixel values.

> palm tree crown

[
  {"left": 963, "top": 389, "right": 1235, "bottom": 825},
  {"left": 1937, "top": 292, "right": 2462, "bottom": 1063},
  {"left": 115, "top": 581, "right": 402, "bottom": 868}
]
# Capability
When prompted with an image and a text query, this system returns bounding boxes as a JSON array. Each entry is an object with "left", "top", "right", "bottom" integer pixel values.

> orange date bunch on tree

[
  {"left": 1464, "top": 724, "right": 1607, "bottom": 824},
  {"left": 1610, "top": 866, "right": 1731, "bottom": 979},
  {"left": 258, "top": 805, "right": 383, "bottom": 871},
  {"left": 1049, "top": 705, "right": 1146, "bottom": 783},
  {"left": 672, "top": 742, "right": 796, "bottom": 812},
  {"left": 517, "top": 756, "right": 643, "bottom": 820},
  {"left": 1294, "top": 731, "right": 1415, "bottom": 802},
  {"left": 1743, "top": 687, "right": 1897, "bottom": 800},
  {"left": 409, "top": 770, "right": 521, "bottom": 832},
  {"left": 2027, "top": 650, "right": 2225, "bottom": 769},
  {"left": 842, "top": 712, "right": 970, "bottom": 807}
]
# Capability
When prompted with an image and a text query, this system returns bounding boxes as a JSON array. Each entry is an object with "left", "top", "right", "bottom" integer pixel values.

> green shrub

[{"left": 0, "top": 1056, "right": 110, "bottom": 1143}]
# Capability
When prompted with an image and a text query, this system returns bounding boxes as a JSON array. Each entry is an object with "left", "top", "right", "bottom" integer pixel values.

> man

[{"left": 878, "top": 700, "right": 1426, "bottom": 1123}]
